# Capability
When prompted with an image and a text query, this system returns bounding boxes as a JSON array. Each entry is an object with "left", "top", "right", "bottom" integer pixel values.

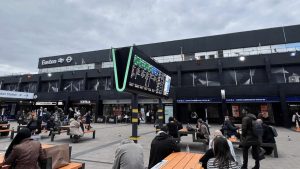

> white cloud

[{"left": 0, "top": 0, "right": 299, "bottom": 76}]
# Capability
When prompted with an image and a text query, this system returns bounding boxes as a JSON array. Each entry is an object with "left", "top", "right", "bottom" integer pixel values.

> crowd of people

[
  {"left": 15, "top": 106, "right": 93, "bottom": 139},
  {"left": 1, "top": 106, "right": 283, "bottom": 169},
  {"left": 111, "top": 109, "right": 278, "bottom": 169}
]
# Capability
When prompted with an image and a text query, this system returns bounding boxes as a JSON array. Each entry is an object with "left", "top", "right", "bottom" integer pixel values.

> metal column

[{"left": 130, "top": 93, "right": 139, "bottom": 143}]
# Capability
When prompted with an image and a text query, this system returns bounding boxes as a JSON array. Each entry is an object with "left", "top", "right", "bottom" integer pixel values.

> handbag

[
  {"left": 270, "top": 126, "right": 278, "bottom": 137},
  {"left": 44, "top": 144, "right": 70, "bottom": 169}
]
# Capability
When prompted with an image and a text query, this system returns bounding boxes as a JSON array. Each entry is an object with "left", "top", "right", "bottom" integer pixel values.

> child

[{"left": 85, "top": 111, "right": 92, "bottom": 130}]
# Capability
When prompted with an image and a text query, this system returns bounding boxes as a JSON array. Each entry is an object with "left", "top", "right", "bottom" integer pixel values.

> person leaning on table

[
  {"left": 148, "top": 126, "right": 180, "bottom": 169},
  {"left": 4, "top": 127, "right": 46, "bottom": 169}
]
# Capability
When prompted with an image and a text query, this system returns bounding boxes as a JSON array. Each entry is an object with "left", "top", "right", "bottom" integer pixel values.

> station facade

[{"left": 1, "top": 24, "right": 300, "bottom": 127}]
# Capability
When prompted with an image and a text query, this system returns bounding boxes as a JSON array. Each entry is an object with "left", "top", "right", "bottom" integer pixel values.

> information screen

[
  {"left": 128, "top": 55, "right": 171, "bottom": 96},
  {"left": 112, "top": 46, "right": 171, "bottom": 97}
]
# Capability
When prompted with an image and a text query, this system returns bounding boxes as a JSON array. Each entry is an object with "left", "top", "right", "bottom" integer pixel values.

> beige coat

[{"left": 69, "top": 118, "right": 83, "bottom": 136}]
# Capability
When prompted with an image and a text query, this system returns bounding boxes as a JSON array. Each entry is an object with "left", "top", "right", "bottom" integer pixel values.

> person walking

[
  {"left": 4, "top": 128, "right": 46, "bottom": 169},
  {"left": 112, "top": 139, "right": 144, "bottom": 169},
  {"left": 241, "top": 109, "right": 260, "bottom": 169},
  {"left": 148, "top": 126, "right": 180, "bottom": 168}
]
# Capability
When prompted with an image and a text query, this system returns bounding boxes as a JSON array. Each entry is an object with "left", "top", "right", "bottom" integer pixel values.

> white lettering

[{"left": 41, "top": 59, "right": 57, "bottom": 65}]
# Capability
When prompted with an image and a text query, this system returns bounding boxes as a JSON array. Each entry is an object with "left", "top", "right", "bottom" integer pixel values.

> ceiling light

[{"left": 239, "top": 56, "right": 245, "bottom": 61}]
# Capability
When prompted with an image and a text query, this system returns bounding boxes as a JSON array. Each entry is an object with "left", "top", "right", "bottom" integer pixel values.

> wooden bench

[
  {"left": 51, "top": 126, "right": 95, "bottom": 142},
  {"left": 0, "top": 124, "right": 14, "bottom": 139},
  {"left": 178, "top": 128, "right": 209, "bottom": 144},
  {"left": 51, "top": 126, "right": 70, "bottom": 141},
  {"left": 157, "top": 152, "right": 203, "bottom": 169},
  {"left": 59, "top": 162, "right": 85, "bottom": 169},
  {"left": 229, "top": 138, "right": 278, "bottom": 158}
]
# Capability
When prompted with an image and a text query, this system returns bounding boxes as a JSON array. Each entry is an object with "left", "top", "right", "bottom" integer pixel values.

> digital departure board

[{"left": 112, "top": 46, "right": 171, "bottom": 97}]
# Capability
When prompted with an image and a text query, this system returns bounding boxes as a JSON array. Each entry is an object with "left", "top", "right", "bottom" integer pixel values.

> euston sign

[
  {"left": 41, "top": 56, "right": 73, "bottom": 65},
  {"left": 112, "top": 46, "right": 171, "bottom": 97}
]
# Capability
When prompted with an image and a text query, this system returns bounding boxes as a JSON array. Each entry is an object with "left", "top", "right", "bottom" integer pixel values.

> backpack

[
  {"left": 252, "top": 120, "right": 264, "bottom": 137},
  {"left": 270, "top": 126, "right": 278, "bottom": 137}
]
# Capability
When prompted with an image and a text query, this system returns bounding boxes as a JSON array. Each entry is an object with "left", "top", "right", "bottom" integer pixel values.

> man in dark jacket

[
  {"left": 241, "top": 111, "right": 260, "bottom": 169},
  {"left": 148, "top": 126, "right": 180, "bottom": 168},
  {"left": 167, "top": 117, "right": 179, "bottom": 138},
  {"left": 222, "top": 116, "right": 239, "bottom": 138}
]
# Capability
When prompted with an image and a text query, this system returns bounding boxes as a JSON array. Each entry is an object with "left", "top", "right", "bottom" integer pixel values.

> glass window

[
  {"left": 223, "top": 70, "right": 237, "bottom": 85},
  {"left": 207, "top": 71, "right": 220, "bottom": 86},
  {"left": 63, "top": 79, "right": 84, "bottom": 92},
  {"left": 271, "top": 67, "right": 286, "bottom": 83},
  {"left": 41, "top": 81, "right": 59, "bottom": 93}
]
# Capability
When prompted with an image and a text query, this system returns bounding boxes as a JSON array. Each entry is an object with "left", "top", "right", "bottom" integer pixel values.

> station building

[{"left": 1, "top": 24, "right": 300, "bottom": 127}]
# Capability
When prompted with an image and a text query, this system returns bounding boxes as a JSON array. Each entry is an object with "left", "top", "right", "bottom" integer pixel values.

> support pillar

[
  {"left": 158, "top": 99, "right": 164, "bottom": 128},
  {"left": 130, "top": 93, "right": 139, "bottom": 143}
]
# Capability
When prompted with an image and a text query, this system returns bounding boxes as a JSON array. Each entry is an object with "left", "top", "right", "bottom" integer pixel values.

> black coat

[
  {"left": 262, "top": 123, "right": 276, "bottom": 143},
  {"left": 167, "top": 122, "right": 178, "bottom": 138},
  {"left": 242, "top": 113, "right": 259, "bottom": 146},
  {"left": 148, "top": 132, "right": 180, "bottom": 168}
]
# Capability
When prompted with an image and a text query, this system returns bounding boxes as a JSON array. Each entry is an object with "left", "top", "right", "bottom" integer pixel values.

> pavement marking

[
  {"left": 71, "top": 130, "right": 154, "bottom": 158},
  {"left": 71, "top": 158, "right": 113, "bottom": 165}
]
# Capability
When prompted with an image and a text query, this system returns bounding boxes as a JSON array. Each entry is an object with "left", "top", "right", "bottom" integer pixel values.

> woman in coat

[
  {"left": 69, "top": 115, "right": 84, "bottom": 142},
  {"left": 4, "top": 128, "right": 46, "bottom": 169}
]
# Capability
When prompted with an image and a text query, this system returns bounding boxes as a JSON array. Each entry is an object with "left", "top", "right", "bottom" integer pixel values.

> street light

[
  {"left": 239, "top": 56, "right": 245, "bottom": 61},
  {"left": 47, "top": 73, "right": 52, "bottom": 77},
  {"left": 290, "top": 52, "right": 296, "bottom": 57}
]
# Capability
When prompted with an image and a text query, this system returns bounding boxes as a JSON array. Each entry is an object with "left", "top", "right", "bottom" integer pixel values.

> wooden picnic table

[
  {"left": 0, "top": 124, "right": 10, "bottom": 127},
  {"left": 159, "top": 152, "right": 203, "bottom": 169},
  {"left": 178, "top": 128, "right": 208, "bottom": 145}
]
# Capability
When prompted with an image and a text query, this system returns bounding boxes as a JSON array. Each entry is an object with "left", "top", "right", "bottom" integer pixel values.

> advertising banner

[
  {"left": 232, "top": 105, "right": 240, "bottom": 117},
  {"left": 0, "top": 90, "right": 34, "bottom": 100}
]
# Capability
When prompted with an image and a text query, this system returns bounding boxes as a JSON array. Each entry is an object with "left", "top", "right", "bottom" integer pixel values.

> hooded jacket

[
  {"left": 112, "top": 139, "right": 144, "bottom": 169},
  {"left": 148, "top": 132, "right": 180, "bottom": 168},
  {"left": 242, "top": 113, "right": 259, "bottom": 146}
]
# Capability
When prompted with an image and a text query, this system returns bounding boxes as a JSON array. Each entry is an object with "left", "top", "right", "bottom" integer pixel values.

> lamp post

[{"left": 221, "top": 89, "right": 226, "bottom": 123}]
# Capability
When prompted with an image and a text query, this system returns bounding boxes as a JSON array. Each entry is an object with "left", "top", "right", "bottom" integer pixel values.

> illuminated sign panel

[{"left": 112, "top": 46, "right": 171, "bottom": 97}]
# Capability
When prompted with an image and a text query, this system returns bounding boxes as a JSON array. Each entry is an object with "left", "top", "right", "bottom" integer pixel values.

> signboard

[
  {"left": 0, "top": 90, "right": 34, "bottom": 100},
  {"left": 232, "top": 105, "right": 240, "bottom": 117},
  {"left": 35, "top": 102, "right": 57, "bottom": 106},
  {"left": 260, "top": 104, "right": 269, "bottom": 118},
  {"left": 112, "top": 46, "right": 171, "bottom": 97}
]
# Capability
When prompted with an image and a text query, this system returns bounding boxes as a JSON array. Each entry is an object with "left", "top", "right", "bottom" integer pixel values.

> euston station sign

[{"left": 41, "top": 56, "right": 73, "bottom": 65}]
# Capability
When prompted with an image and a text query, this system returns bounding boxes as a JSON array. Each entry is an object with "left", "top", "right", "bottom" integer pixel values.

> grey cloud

[{"left": 0, "top": 0, "right": 299, "bottom": 76}]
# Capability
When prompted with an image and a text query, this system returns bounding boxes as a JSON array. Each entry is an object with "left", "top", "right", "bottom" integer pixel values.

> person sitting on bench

[
  {"left": 200, "top": 130, "right": 236, "bottom": 169},
  {"left": 196, "top": 118, "right": 209, "bottom": 144},
  {"left": 27, "top": 114, "right": 42, "bottom": 135},
  {"left": 222, "top": 116, "right": 239, "bottom": 138},
  {"left": 4, "top": 127, "right": 46, "bottom": 169},
  {"left": 259, "top": 117, "right": 276, "bottom": 155},
  {"left": 167, "top": 117, "right": 179, "bottom": 138},
  {"left": 46, "top": 116, "right": 57, "bottom": 136},
  {"left": 69, "top": 114, "right": 84, "bottom": 142}
]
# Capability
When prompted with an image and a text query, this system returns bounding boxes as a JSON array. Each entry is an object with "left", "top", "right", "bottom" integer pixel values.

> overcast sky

[{"left": 0, "top": 0, "right": 299, "bottom": 76}]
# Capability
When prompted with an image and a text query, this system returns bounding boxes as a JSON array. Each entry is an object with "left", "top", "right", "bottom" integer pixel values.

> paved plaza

[{"left": 0, "top": 122, "right": 299, "bottom": 169}]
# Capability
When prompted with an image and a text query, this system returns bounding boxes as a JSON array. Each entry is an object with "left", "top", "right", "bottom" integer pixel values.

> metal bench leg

[
  {"left": 81, "top": 163, "right": 85, "bottom": 169},
  {"left": 273, "top": 144, "right": 278, "bottom": 158},
  {"left": 51, "top": 133, "right": 55, "bottom": 142},
  {"left": 93, "top": 131, "right": 95, "bottom": 139},
  {"left": 10, "top": 128, "right": 14, "bottom": 139}
]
